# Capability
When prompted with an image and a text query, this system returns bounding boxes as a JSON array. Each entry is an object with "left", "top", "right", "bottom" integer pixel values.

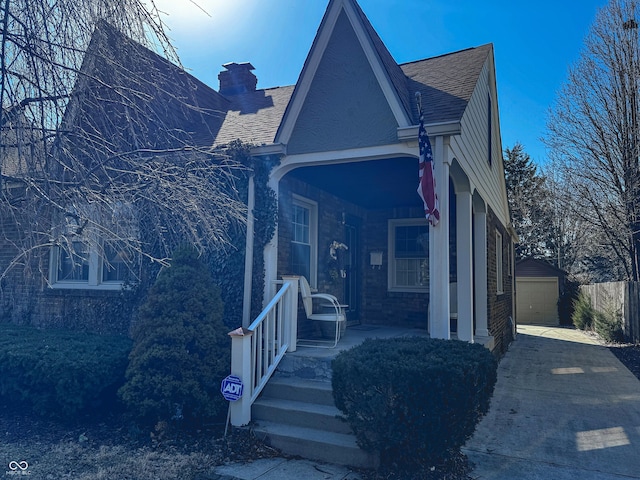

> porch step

[
  {"left": 260, "top": 376, "right": 334, "bottom": 405},
  {"left": 252, "top": 421, "right": 377, "bottom": 469},
  {"left": 252, "top": 376, "right": 378, "bottom": 469},
  {"left": 253, "top": 396, "right": 353, "bottom": 435},
  {"left": 274, "top": 351, "right": 333, "bottom": 381}
]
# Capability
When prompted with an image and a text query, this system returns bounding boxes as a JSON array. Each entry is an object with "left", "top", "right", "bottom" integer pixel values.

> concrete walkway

[
  {"left": 464, "top": 325, "right": 640, "bottom": 479},
  {"left": 206, "top": 457, "right": 361, "bottom": 479}
]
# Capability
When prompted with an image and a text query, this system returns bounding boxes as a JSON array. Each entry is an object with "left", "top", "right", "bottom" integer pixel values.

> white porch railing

[{"left": 228, "top": 276, "right": 299, "bottom": 426}]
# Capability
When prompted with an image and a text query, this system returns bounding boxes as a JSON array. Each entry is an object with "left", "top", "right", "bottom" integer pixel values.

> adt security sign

[{"left": 221, "top": 375, "right": 244, "bottom": 401}]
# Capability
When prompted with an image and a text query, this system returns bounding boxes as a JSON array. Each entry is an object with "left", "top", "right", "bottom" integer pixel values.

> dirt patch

[
  {"left": 609, "top": 343, "right": 640, "bottom": 381},
  {"left": 0, "top": 403, "right": 280, "bottom": 479}
]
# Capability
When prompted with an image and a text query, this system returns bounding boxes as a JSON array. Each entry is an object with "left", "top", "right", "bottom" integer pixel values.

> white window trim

[
  {"left": 496, "top": 230, "right": 504, "bottom": 295},
  {"left": 292, "top": 194, "right": 318, "bottom": 289},
  {"left": 388, "top": 218, "right": 429, "bottom": 293},
  {"left": 49, "top": 241, "right": 125, "bottom": 291}
]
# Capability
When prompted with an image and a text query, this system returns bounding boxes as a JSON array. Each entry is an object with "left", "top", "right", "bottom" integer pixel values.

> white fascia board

[
  {"left": 397, "top": 121, "right": 462, "bottom": 141},
  {"left": 271, "top": 143, "right": 418, "bottom": 182},
  {"left": 250, "top": 143, "right": 287, "bottom": 156}
]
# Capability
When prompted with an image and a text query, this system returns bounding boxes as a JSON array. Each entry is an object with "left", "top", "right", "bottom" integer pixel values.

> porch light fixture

[{"left": 370, "top": 250, "right": 383, "bottom": 269}]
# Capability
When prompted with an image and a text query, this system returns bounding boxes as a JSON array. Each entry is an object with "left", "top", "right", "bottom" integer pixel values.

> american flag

[{"left": 417, "top": 105, "right": 439, "bottom": 226}]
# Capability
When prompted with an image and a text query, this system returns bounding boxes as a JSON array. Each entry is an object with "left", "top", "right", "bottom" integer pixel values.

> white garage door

[{"left": 516, "top": 277, "right": 559, "bottom": 325}]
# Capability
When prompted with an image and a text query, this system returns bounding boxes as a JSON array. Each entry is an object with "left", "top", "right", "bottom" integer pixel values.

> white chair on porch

[{"left": 298, "top": 276, "right": 347, "bottom": 348}]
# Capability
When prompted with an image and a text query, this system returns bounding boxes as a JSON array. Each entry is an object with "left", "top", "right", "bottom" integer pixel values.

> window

[
  {"left": 50, "top": 241, "right": 130, "bottom": 290},
  {"left": 496, "top": 230, "right": 504, "bottom": 294},
  {"left": 291, "top": 195, "right": 318, "bottom": 287},
  {"left": 49, "top": 202, "right": 136, "bottom": 290},
  {"left": 388, "top": 219, "right": 428, "bottom": 291}
]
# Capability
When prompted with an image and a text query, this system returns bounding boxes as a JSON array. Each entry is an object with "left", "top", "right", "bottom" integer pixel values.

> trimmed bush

[
  {"left": 572, "top": 291, "right": 594, "bottom": 330},
  {"left": 331, "top": 336, "right": 498, "bottom": 471},
  {"left": 0, "top": 324, "right": 131, "bottom": 418},
  {"left": 119, "top": 245, "right": 230, "bottom": 426}
]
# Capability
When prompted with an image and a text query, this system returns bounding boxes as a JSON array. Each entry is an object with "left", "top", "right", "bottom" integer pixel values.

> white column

[
  {"left": 456, "top": 190, "right": 473, "bottom": 342},
  {"left": 474, "top": 210, "right": 489, "bottom": 338},
  {"left": 242, "top": 175, "right": 255, "bottom": 328},
  {"left": 281, "top": 276, "right": 299, "bottom": 352},
  {"left": 429, "top": 136, "right": 450, "bottom": 339}
]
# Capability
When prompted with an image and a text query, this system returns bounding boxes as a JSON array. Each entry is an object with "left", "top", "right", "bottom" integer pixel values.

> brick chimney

[{"left": 218, "top": 62, "right": 257, "bottom": 95}]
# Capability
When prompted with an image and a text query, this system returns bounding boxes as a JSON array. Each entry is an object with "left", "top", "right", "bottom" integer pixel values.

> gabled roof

[
  {"left": 273, "top": 0, "right": 415, "bottom": 145},
  {"left": 62, "top": 21, "right": 230, "bottom": 158},
  {"left": 215, "top": 0, "right": 492, "bottom": 148},
  {"left": 66, "top": 2, "right": 494, "bottom": 155},
  {"left": 516, "top": 257, "right": 567, "bottom": 278},
  {"left": 214, "top": 86, "right": 294, "bottom": 147},
  {"left": 402, "top": 44, "right": 493, "bottom": 125}
]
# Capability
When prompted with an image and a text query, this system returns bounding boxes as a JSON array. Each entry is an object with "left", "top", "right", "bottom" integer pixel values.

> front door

[{"left": 343, "top": 216, "right": 360, "bottom": 324}]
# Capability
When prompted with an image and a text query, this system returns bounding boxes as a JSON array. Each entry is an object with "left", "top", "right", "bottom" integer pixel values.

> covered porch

[{"left": 262, "top": 151, "right": 492, "bottom": 345}]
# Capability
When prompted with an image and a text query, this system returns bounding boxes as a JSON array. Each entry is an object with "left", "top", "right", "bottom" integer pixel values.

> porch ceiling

[{"left": 288, "top": 157, "right": 418, "bottom": 209}]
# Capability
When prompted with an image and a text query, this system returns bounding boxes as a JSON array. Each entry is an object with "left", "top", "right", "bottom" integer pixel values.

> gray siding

[
  {"left": 287, "top": 10, "right": 398, "bottom": 155},
  {"left": 450, "top": 55, "right": 510, "bottom": 228}
]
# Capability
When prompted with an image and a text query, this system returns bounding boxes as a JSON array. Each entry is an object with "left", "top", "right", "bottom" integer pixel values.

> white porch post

[
  {"left": 456, "top": 190, "right": 473, "bottom": 342},
  {"left": 242, "top": 175, "right": 255, "bottom": 328},
  {"left": 429, "top": 136, "right": 450, "bottom": 339},
  {"left": 281, "top": 275, "right": 299, "bottom": 352},
  {"left": 474, "top": 210, "right": 489, "bottom": 338},
  {"left": 229, "top": 329, "right": 253, "bottom": 426}
]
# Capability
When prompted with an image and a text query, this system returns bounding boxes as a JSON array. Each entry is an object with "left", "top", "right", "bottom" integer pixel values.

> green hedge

[
  {"left": 0, "top": 324, "right": 131, "bottom": 417},
  {"left": 332, "top": 337, "right": 497, "bottom": 471}
]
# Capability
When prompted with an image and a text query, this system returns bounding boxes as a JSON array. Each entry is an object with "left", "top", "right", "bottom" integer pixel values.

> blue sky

[{"left": 154, "top": 0, "right": 607, "bottom": 166}]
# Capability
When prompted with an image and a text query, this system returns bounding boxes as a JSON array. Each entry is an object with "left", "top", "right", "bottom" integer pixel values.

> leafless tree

[
  {"left": 546, "top": 0, "right": 640, "bottom": 282},
  {"left": 1, "top": 0, "right": 247, "bottom": 287}
]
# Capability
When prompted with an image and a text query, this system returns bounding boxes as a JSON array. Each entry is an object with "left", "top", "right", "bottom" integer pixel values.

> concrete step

[
  {"left": 252, "top": 397, "right": 352, "bottom": 435},
  {"left": 260, "top": 376, "right": 335, "bottom": 405},
  {"left": 252, "top": 421, "right": 378, "bottom": 470},
  {"left": 275, "top": 352, "right": 333, "bottom": 381}
]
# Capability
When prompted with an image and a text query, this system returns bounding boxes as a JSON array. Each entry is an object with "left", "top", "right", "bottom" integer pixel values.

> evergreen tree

[
  {"left": 119, "top": 245, "right": 230, "bottom": 426},
  {"left": 503, "top": 143, "right": 553, "bottom": 261}
]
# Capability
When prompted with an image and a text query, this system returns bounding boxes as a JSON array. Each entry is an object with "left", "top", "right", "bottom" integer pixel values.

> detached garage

[{"left": 516, "top": 258, "right": 566, "bottom": 326}]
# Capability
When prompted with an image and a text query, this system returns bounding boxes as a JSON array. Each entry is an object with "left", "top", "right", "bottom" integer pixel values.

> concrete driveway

[{"left": 464, "top": 325, "right": 640, "bottom": 479}]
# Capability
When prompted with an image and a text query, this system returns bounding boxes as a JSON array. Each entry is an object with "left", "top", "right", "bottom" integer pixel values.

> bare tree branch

[{"left": 546, "top": 0, "right": 640, "bottom": 281}]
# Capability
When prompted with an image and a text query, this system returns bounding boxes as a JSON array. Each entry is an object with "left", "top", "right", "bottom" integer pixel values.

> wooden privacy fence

[{"left": 581, "top": 282, "right": 640, "bottom": 343}]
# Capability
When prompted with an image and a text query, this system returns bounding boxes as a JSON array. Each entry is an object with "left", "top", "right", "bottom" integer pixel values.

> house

[
  {"left": 1, "top": 0, "right": 515, "bottom": 346},
  {"left": 1, "top": 0, "right": 516, "bottom": 466},
  {"left": 516, "top": 257, "right": 566, "bottom": 326}
]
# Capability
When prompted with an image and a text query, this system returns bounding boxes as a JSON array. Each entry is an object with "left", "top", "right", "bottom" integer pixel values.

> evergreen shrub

[
  {"left": 572, "top": 291, "right": 594, "bottom": 330},
  {"left": 119, "top": 245, "right": 230, "bottom": 426},
  {"left": 594, "top": 310, "right": 623, "bottom": 343},
  {"left": 0, "top": 324, "right": 131, "bottom": 417},
  {"left": 331, "top": 337, "right": 498, "bottom": 471},
  {"left": 558, "top": 279, "right": 580, "bottom": 326}
]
